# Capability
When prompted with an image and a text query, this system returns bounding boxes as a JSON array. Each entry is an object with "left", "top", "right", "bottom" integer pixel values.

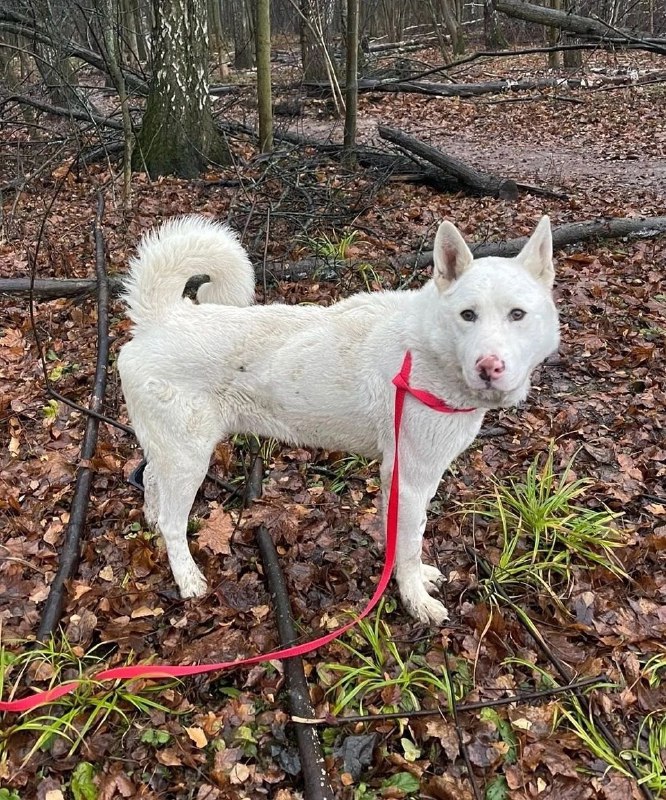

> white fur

[{"left": 118, "top": 215, "right": 559, "bottom": 624}]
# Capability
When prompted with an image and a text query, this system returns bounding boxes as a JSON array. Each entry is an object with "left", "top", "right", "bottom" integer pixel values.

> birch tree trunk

[{"left": 135, "top": 0, "right": 227, "bottom": 177}]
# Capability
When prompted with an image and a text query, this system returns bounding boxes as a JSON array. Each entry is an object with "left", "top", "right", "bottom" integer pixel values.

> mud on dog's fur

[{"left": 118, "top": 215, "right": 559, "bottom": 624}]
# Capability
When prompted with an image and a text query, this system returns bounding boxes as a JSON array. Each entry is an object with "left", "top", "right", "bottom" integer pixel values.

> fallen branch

[
  {"left": 257, "top": 527, "right": 336, "bottom": 800},
  {"left": 291, "top": 675, "right": 607, "bottom": 725},
  {"left": 242, "top": 446, "right": 334, "bottom": 798},
  {"left": 406, "top": 215, "right": 666, "bottom": 269},
  {"left": 4, "top": 94, "right": 125, "bottom": 130},
  {"left": 494, "top": 0, "right": 665, "bottom": 53},
  {"left": 37, "top": 194, "right": 109, "bottom": 640},
  {"left": 359, "top": 76, "right": 587, "bottom": 97},
  {"left": 379, "top": 124, "right": 520, "bottom": 199},
  {"left": 4, "top": 216, "right": 665, "bottom": 302}
]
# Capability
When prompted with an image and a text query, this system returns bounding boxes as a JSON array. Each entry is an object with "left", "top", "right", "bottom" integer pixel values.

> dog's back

[{"left": 123, "top": 216, "right": 255, "bottom": 327}]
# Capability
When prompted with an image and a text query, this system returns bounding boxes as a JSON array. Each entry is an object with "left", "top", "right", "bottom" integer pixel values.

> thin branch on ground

[
  {"left": 242, "top": 444, "right": 334, "bottom": 797},
  {"left": 443, "top": 647, "right": 483, "bottom": 800},
  {"left": 37, "top": 193, "right": 109, "bottom": 640},
  {"left": 291, "top": 675, "right": 607, "bottom": 725},
  {"left": 257, "top": 526, "right": 336, "bottom": 800}
]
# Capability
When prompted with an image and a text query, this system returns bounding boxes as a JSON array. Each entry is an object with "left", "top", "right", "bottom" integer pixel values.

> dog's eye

[
  {"left": 460, "top": 309, "right": 477, "bottom": 322},
  {"left": 509, "top": 308, "right": 526, "bottom": 321}
]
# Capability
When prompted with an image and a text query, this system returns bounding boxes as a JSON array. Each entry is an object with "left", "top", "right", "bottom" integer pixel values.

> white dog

[{"left": 118, "top": 215, "right": 559, "bottom": 624}]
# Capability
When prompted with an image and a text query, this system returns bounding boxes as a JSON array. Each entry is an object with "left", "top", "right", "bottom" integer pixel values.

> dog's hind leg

[
  {"left": 143, "top": 460, "right": 160, "bottom": 530},
  {"left": 152, "top": 442, "right": 216, "bottom": 598}
]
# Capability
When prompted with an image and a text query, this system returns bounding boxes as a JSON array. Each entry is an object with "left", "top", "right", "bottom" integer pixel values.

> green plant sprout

[
  {"left": 463, "top": 444, "right": 627, "bottom": 608},
  {"left": 0, "top": 636, "right": 179, "bottom": 766},
  {"left": 319, "top": 599, "right": 467, "bottom": 717},
  {"left": 643, "top": 650, "right": 666, "bottom": 688},
  {"left": 327, "top": 453, "right": 376, "bottom": 494},
  {"left": 299, "top": 229, "right": 360, "bottom": 261},
  {"left": 507, "top": 658, "right": 665, "bottom": 794}
]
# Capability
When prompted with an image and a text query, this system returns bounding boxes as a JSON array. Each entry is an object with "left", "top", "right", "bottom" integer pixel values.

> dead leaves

[{"left": 197, "top": 507, "right": 236, "bottom": 555}]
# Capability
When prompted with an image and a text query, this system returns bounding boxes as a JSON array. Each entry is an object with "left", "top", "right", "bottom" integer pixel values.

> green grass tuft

[{"left": 463, "top": 443, "right": 627, "bottom": 608}]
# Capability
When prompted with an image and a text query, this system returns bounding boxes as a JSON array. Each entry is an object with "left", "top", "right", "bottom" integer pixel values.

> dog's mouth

[{"left": 463, "top": 373, "right": 528, "bottom": 408}]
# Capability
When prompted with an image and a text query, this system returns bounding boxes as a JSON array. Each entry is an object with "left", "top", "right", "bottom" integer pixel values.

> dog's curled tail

[{"left": 123, "top": 215, "right": 255, "bottom": 325}]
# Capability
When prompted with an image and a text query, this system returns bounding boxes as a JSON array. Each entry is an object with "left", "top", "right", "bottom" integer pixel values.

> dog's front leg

[{"left": 380, "top": 462, "right": 448, "bottom": 625}]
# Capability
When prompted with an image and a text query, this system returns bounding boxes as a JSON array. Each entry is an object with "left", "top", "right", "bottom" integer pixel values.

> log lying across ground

[
  {"left": 378, "top": 124, "right": 564, "bottom": 199},
  {"left": 407, "top": 216, "right": 666, "bottom": 268},
  {"left": 495, "top": 0, "right": 666, "bottom": 52},
  {"left": 358, "top": 76, "right": 595, "bottom": 98},
  {"left": 3, "top": 217, "right": 665, "bottom": 299}
]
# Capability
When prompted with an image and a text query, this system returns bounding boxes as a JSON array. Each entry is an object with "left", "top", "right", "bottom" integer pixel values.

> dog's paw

[
  {"left": 399, "top": 577, "right": 450, "bottom": 625},
  {"left": 177, "top": 568, "right": 208, "bottom": 599},
  {"left": 405, "top": 593, "right": 450, "bottom": 625},
  {"left": 421, "top": 563, "right": 446, "bottom": 595}
]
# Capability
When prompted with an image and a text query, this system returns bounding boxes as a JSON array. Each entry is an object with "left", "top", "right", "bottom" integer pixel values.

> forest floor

[{"left": 1, "top": 47, "right": 665, "bottom": 800}]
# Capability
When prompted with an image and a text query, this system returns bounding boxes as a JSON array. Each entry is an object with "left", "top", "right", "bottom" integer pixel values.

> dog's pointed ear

[
  {"left": 517, "top": 215, "right": 554, "bottom": 288},
  {"left": 433, "top": 221, "right": 474, "bottom": 291}
]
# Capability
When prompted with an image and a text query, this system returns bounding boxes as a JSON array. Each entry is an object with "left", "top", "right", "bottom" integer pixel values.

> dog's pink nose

[{"left": 476, "top": 355, "right": 505, "bottom": 382}]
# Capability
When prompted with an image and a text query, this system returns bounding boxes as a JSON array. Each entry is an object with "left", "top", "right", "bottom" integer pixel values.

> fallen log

[
  {"left": 379, "top": 124, "right": 521, "bottom": 199},
  {"left": 3, "top": 217, "right": 665, "bottom": 300},
  {"left": 406, "top": 216, "right": 666, "bottom": 269},
  {"left": 494, "top": 0, "right": 666, "bottom": 54},
  {"left": 359, "top": 76, "right": 578, "bottom": 97}
]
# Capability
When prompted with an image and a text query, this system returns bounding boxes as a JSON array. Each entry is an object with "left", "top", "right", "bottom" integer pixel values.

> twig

[
  {"left": 443, "top": 648, "right": 483, "bottom": 800},
  {"left": 37, "top": 193, "right": 109, "bottom": 640},
  {"left": 257, "top": 526, "right": 335, "bottom": 800},
  {"left": 291, "top": 675, "right": 606, "bottom": 725}
]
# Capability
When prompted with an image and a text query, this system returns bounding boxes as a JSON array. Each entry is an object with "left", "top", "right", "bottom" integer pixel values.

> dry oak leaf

[{"left": 197, "top": 507, "right": 235, "bottom": 555}]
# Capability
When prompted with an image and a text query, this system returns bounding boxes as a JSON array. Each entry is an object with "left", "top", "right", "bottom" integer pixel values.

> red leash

[{"left": 0, "top": 352, "right": 475, "bottom": 715}]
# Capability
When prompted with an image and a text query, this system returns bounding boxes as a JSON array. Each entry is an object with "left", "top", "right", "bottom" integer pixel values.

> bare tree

[
  {"left": 343, "top": 0, "right": 359, "bottom": 166},
  {"left": 299, "top": 0, "right": 332, "bottom": 81},
  {"left": 562, "top": 0, "right": 583, "bottom": 68},
  {"left": 135, "top": 0, "right": 227, "bottom": 178},
  {"left": 484, "top": 0, "right": 507, "bottom": 49},
  {"left": 223, "top": 0, "right": 255, "bottom": 68},
  {"left": 256, "top": 0, "right": 273, "bottom": 152}
]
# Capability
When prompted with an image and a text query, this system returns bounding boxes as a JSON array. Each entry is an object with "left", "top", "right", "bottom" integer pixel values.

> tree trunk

[
  {"left": 484, "top": 0, "right": 508, "bottom": 49},
  {"left": 255, "top": 0, "right": 273, "bottom": 152},
  {"left": 300, "top": 0, "right": 331, "bottom": 81},
  {"left": 562, "top": 0, "right": 583, "bottom": 69},
  {"left": 440, "top": 0, "right": 465, "bottom": 55},
  {"left": 230, "top": 0, "right": 254, "bottom": 68},
  {"left": 547, "top": 0, "right": 561, "bottom": 68},
  {"left": 135, "top": 0, "right": 227, "bottom": 178},
  {"left": 343, "top": 0, "right": 359, "bottom": 166},
  {"left": 495, "top": 0, "right": 652, "bottom": 41},
  {"left": 101, "top": 0, "right": 134, "bottom": 206}
]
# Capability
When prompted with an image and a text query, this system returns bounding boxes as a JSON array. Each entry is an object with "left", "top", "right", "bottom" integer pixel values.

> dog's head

[{"left": 431, "top": 216, "right": 560, "bottom": 408}]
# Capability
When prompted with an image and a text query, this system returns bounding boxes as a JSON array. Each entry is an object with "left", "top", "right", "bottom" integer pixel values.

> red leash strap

[
  {"left": 0, "top": 353, "right": 474, "bottom": 715},
  {"left": 392, "top": 352, "right": 476, "bottom": 413}
]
